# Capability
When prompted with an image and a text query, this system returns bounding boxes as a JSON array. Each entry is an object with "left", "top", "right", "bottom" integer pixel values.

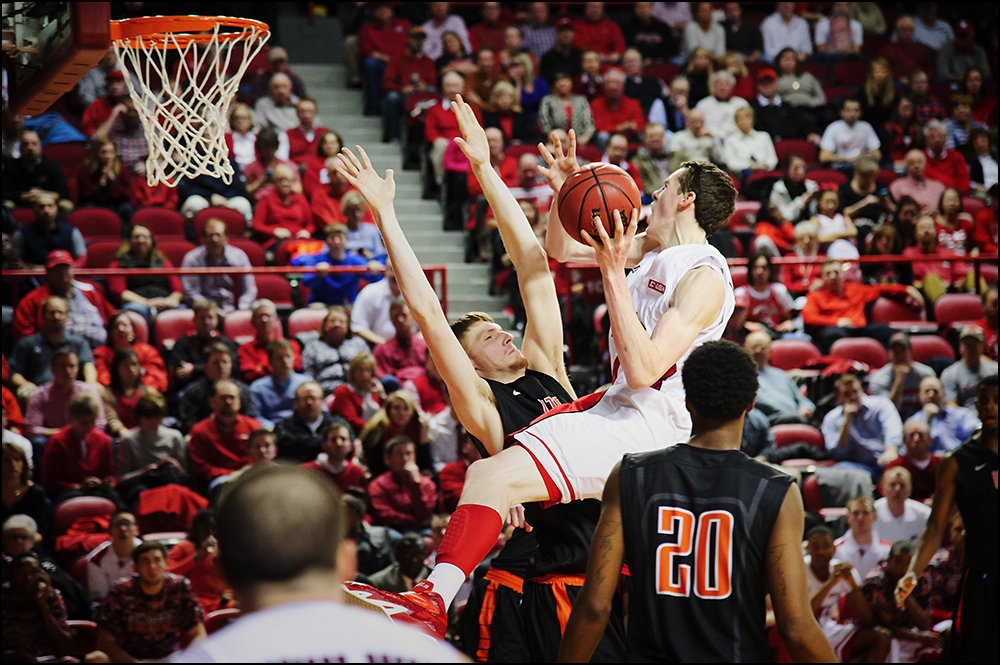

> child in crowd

[{"left": 812, "top": 188, "right": 858, "bottom": 250}]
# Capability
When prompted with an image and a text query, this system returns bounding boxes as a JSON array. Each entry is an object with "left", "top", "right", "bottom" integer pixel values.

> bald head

[
  {"left": 744, "top": 331, "right": 772, "bottom": 370},
  {"left": 919, "top": 376, "right": 945, "bottom": 406},
  {"left": 217, "top": 465, "right": 344, "bottom": 594}
]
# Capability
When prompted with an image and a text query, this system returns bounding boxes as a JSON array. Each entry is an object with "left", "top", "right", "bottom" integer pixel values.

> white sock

[{"left": 424, "top": 563, "right": 467, "bottom": 607}]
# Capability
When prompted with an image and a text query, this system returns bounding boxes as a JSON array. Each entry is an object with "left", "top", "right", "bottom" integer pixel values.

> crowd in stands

[{"left": 2, "top": 1, "right": 999, "bottom": 661}]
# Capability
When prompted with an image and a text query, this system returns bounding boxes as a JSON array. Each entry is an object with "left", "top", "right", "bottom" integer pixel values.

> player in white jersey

[
  {"left": 332, "top": 132, "right": 737, "bottom": 630},
  {"left": 170, "top": 465, "right": 461, "bottom": 663}
]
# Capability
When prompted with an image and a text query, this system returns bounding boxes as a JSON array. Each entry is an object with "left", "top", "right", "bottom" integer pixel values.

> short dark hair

[
  {"left": 68, "top": 392, "right": 99, "bottom": 418},
  {"left": 132, "top": 540, "right": 168, "bottom": 564},
  {"left": 384, "top": 435, "right": 415, "bottom": 458},
  {"left": 217, "top": 465, "right": 344, "bottom": 593},
  {"left": 322, "top": 417, "right": 355, "bottom": 442},
  {"left": 888, "top": 540, "right": 915, "bottom": 559},
  {"left": 394, "top": 532, "right": 427, "bottom": 556},
  {"left": 978, "top": 375, "right": 998, "bottom": 398},
  {"left": 210, "top": 379, "right": 239, "bottom": 399},
  {"left": 257, "top": 127, "right": 280, "bottom": 151},
  {"left": 896, "top": 195, "right": 919, "bottom": 211},
  {"left": 266, "top": 339, "right": 294, "bottom": 359},
  {"left": 682, "top": 340, "right": 758, "bottom": 421},
  {"left": 51, "top": 347, "right": 78, "bottom": 368},
  {"left": 840, "top": 96, "right": 860, "bottom": 111},
  {"left": 134, "top": 392, "right": 167, "bottom": 420},
  {"left": 806, "top": 525, "right": 834, "bottom": 541},
  {"left": 249, "top": 429, "right": 275, "bottom": 446},
  {"left": 677, "top": 162, "right": 737, "bottom": 237}
]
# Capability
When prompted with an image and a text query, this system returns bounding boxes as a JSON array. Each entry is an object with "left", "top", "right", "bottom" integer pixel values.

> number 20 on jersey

[{"left": 655, "top": 507, "right": 733, "bottom": 599}]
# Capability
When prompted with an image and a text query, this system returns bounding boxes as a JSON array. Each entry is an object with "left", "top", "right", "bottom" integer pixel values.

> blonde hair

[
  {"left": 489, "top": 81, "right": 521, "bottom": 112},
  {"left": 341, "top": 191, "right": 365, "bottom": 213},
  {"left": 864, "top": 58, "right": 895, "bottom": 108},
  {"left": 228, "top": 102, "right": 255, "bottom": 131},
  {"left": 724, "top": 52, "right": 748, "bottom": 79},
  {"left": 511, "top": 53, "right": 534, "bottom": 82},
  {"left": 359, "top": 390, "right": 420, "bottom": 448}
]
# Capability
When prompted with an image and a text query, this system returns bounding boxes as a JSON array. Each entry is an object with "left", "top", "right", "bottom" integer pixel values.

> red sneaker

[{"left": 343, "top": 580, "right": 448, "bottom": 639}]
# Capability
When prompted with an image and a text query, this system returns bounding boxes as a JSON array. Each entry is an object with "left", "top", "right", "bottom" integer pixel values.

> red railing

[{"left": 5, "top": 265, "right": 450, "bottom": 317}]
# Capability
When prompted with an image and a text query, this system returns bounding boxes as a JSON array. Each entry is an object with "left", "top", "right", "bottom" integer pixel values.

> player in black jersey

[
  {"left": 896, "top": 375, "right": 997, "bottom": 663},
  {"left": 558, "top": 341, "right": 837, "bottom": 663},
  {"left": 334, "top": 102, "right": 624, "bottom": 659}
]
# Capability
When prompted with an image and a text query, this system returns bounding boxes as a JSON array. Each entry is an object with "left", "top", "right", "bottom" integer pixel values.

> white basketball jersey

[{"left": 608, "top": 243, "right": 735, "bottom": 401}]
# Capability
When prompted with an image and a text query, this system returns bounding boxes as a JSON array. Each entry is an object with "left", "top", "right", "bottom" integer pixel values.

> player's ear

[
  {"left": 745, "top": 398, "right": 756, "bottom": 415},
  {"left": 679, "top": 190, "right": 696, "bottom": 210}
]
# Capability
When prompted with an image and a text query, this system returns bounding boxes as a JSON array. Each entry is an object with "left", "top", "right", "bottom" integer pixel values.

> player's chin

[{"left": 508, "top": 353, "right": 529, "bottom": 372}]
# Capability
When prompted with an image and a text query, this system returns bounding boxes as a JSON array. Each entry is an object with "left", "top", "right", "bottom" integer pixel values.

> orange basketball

[{"left": 557, "top": 163, "right": 642, "bottom": 245}]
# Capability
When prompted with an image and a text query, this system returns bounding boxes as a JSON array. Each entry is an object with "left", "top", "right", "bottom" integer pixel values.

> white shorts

[{"left": 509, "top": 384, "right": 691, "bottom": 504}]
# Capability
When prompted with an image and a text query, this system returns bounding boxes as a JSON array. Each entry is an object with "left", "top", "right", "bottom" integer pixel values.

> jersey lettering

[
  {"left": 538, "top": 396, "right": 563, "bottom": 412},
  {"left": 655, "top": 507, "right": 734, "bottom": 599}
]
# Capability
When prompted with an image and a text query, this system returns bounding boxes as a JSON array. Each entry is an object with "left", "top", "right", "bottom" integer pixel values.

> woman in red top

[
  {"left": 934, "top": 188, "right": 975, "bottom": 254},
  {"left": 359, "top": 390, "right": 431, "bottom": 478},
  {"left": 251, "top": 163, "right": 313, "bottom": 250},
  {"left": 107, "top": 225, "right": 183, "bottom": 321},
  {"left": 302, "top": 130, "right": 344, "bottom": 199},
  {"left": 724, "top": 53, "right": 755, "bottom": 101},
  {"left": 328, "top": 352, "right": 385, "bottom": 437},
  {"left": 884, "top": 97, "right": 923, "bottom": 167},
  {"left": 102, "top": 348, "right": 158, "bottom": 438},
  {"left": 76, "top": 138, "right": 133, "bottom": 222},
  {"left": 243, "top": 127, "right": 300, "bottom": 203},
  {"left": 167, "top": 510, "right": 233, "bottom": 614},
  {"left": 93, "top": 312, "right": 169, "bottom": 394}
]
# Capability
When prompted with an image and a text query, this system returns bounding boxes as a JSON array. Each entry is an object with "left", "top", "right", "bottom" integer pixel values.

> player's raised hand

[
  {"left": 538, "top": 129, "right": 582, "bottom": 194},
  {"left": 894, "top": 572, "right": 919, "bottom": 608},
  {"left": 452, "top": 94, "right": 490, "bottom": 167},
  {"left": 581, "top": 207, "right": 639, "bottom": 278},
  {"left": 333, "top": 146, "right": 395, "bottom": 216}
]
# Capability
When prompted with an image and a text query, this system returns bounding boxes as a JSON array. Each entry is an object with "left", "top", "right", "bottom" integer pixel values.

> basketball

[{"left": 557, "top": 163, "right": 642, "bottom": 245}]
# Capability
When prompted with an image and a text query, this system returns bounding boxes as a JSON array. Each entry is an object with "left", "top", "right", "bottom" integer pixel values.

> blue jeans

[{"left": 363, "top": 57, "right": 388, "bottom": 114}]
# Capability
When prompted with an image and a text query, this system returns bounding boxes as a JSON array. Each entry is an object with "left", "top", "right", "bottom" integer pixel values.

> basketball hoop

[{"left": 110, "top": 15, "right": 270, "bottom": 187}]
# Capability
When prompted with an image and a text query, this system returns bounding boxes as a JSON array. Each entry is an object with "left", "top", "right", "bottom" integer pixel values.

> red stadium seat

[
  {"left": 876, "top": 169, "right": 898, "bottom": 187},
  {"left": 910, "top": 335, "right": 955, "bottom": 364},
  {"left": 768, "top": 339, "right": 822, "bottom": 370},
  {"left": 66, "top": 620, "right": 99, "bottom": 658},
  {"left": 228, "top": 238, "right": 266, "bottom": 267},
  {"left": 154, "top": 309, "right": 195, "bottom": 352},
  {"left": 53, "top": 497, "right": 117, "bottom": 537},
  {"left": 131, "top": 208, "right": 186, "bottom": 240},
  {"left": 830, "top": 337, "right": 888, "bottom": 369},
  {"left": 158, "top": 240, "right": 196, "bottom": 267},
  {"left": 806, "top": 169, "right": 848, "bottom": 187},
  {"left": 576, "top": 144, "right": 603, "bottom": 163},
  {"left": 193, "top": 207, "right": 248, "bottom": 241},
  {"left": 205, "top": 608, "right": 241, "bottom": 634},
  {"left": 799, "top": 61, "right": 828, "bottom": 85},
  {"left": 67, "top": 207, "right": 122, "bottom": 242},
  {"left": 981, "top": 263, "right": 998, "bottom": 285},
  {"left": 11, "top": 208, "right": 35, "bottom": 225},
  {"left": 934, "top": 293, "right": 982, "bottom": 327},
  {"left": 643, "top": 62, "right": 679, "bottom": 85},
  {"left": 125, "top": 310, "right": 149, "bottom": 345},
  {"left": 224, "top": 310, "right": 255, "bottom": 345},
  {"left": 772, "top": 424, "right": 824, "bottom": 450},
  {"left": 255, "top": 274, "right": 293, "bottom": 308},
  {"left": 822, "top": 85, "right": 855, "bottom": 102},
  {"left": 802, "top": 474, "right": 823, "bottom": 513},
  {"left": 869, "top": 297, "right": 936, "bottom": 332},
  {"left": 861, "top": 33, "right": 888, "bottom": 59},
  {"left": 774, "top": 140, "right": 818, "bottom": 166},
  {"left": 288, "top": 308, "right": 328, "bottom": 339},
  {"left": 731, "top": 200, "right": 761, "bottom": 229},
  {"left": 730, "top": 265, "right": 748, "bottom": 288},
  {"left": 85, "top": 241, "right": 121, "bottom": 269},
  {"left": 962, "top": 197, "right": 985, "bottom": 216},
  {"left": 43, "top": 143, "right": 88, "bottom": 178},
  {"left": 745, "top": 170, "right": 782, "bottom": 188},
  {"left": 832, "top": 61, "right": 869, "bottom": 86}
]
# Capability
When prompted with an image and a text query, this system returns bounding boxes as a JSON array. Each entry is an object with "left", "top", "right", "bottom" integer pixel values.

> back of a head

[
  {"left": 217, "top": 465, "right": 344, "bottom": 594},
  {"left": 682, "top": 340, "right": 758, "bottom": 421}
]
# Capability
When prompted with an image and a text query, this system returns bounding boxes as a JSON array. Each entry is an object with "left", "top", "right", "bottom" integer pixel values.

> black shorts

[
  {"left": 521, "top": 573, "right": 626, "bottom": 663},
  {"left": 460, "top": 569, "right": 529, "bottom": 663},
  {"left": 954, "top": 568, "right": 997, "bottom": 663}
]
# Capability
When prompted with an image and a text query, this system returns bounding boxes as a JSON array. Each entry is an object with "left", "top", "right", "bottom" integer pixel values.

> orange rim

[{"left": 110, "top": 15, "right": 269, "bottom": 49}]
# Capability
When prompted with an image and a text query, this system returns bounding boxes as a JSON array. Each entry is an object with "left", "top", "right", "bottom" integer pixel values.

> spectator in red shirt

[
  {"left": 237, "top": 300, "right": 303, "bottom": 384},
  {"left": 590, "top": 69, "right": 645, "bottom": 150},
  {"left": 367, "top": 436, "right": 437, "bottom": 532},
  {"left": 884, "top": 97, "right": 923, "bottom": 167},
  {"left": 908, "top": 71, "right": 946, "bottom": 125},
  {"left": 93, "top": 311, "right": 169, "bottom": 393},
  {"left": 879, "top": 16, "right": 934, "bottom": 86},
  {"left": 374, "top": 301, "right": 428, "bottom": 380},
  {"left": 244, "top": 128, "right": 301, "bottom": 204},
  {"left": 107, "top": 225, "right": 183, "bottom": 323},
  {"left": 462, "top": 46, "right": 509, "bottom": 112},
  {"left": 924, "top": 121, "right": 971, "bottom": 194},
  {"left": 328, "top": 352, "right": 385, "bottom": 436},
  {"left": 438, "top": 432, "right": 481, "bottom": 513},
  {"left": 887, "top": 421, "right": 940, "bottom": 502},
  {"left": 41, "top": 392, "right": 118, "bottom": 505},
  {"left": 602, "top": 133, "right": 644, "bottom": 192},
  {"left": 469, "top": 2, "right": 508, "bottom": 52},
  {"left": 426, "top": 71, "right": 469, "bottom": 187},
  {"left": 976, "top": 286, "right": 998, "bottom": 363},
  {"left": 359, "top": 3, "right": 411, "bottom": 116},
  {"left": 81, "top": 71, "right": 129, "bottom": 137},
  {"left": 573, "top": 2, "right": 626, "bottom": 64},
  {"left": 302, "top": 130, "right": 344, "bottom": 199},
  {"left": 933, "top": 188, "right": 975, "bottom": 255},
  {"left": 76, "top": 138, "right": 133, "bottom": 223},
  {"left": 166, "top": 510, "right": 233, "bottom": 615},
  {"left": 382, "top": 27, "right": 437, "bottom": 142},
  {"left": 963, "top": 69, "right": 996, "bottom": 127},
  {"left": 301, "top": 419, "right": 367, "bottom": 495},
  {"left": 187, "top": 380, "right": 262, "bottom": 488},
  {"left": 251, "top": 164, "right": 313, "bottom": 250},
  {"left": 903, "top": 216, "right": 970, "bottom": 307},
  {"left": 802, "top": 258, "right": 924, "bottom": 352},
  {"left": 971, "top": 185, "right": 998, "bottom": 253},
  {"left": 282, "top": 98, "right": 330, "bottom": 166}
]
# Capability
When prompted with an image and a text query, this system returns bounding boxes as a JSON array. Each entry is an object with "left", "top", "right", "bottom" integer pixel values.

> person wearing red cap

[
  {"left": 81, "top": 70, "right": 129, "bottom": 138},
  {"left": 13, "top": 250, "right": 114, "bottom": 348},
  {"left": 936, "top": 21, "right": 992, "bottom": 84}
]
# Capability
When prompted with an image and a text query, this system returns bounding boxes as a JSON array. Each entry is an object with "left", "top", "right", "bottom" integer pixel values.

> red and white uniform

[
  {"left": 804, "top": 556, "right": 862, "bottom": 661},
  {"left": 510, "top": 243, "right": 735, "bottom": 503},
  {"left": 734, "top": 283, "right": 794, "bottom": 330}
]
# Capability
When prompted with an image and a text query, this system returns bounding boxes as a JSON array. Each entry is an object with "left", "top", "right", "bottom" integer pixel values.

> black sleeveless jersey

[
  {"left": 619, "top": 445, "right": 793, "bottom": 663},
  {"left": 477, "top": 369, "right": 600, "bottom": 576},
  {"left": 952, "top": 433, "right": 998, "bottom": 573}
]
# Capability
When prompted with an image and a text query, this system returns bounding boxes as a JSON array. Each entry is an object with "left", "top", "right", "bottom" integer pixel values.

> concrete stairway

[{"left": 296, "top": 64, "right": 513, "bottom": 332}]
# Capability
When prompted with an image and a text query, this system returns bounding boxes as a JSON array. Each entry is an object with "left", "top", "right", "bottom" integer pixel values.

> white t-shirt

[
  {"left": 874, "top": 497, "right": 932, "bottom": 546},
  {"left": 820, "top": 120, "right": 881, "bottom": 160},
  {"left": 350, "top": 279, "right": 398, "bottom": 341},
  {"left": 86, "top": 538, "right": 143, "bottom": 601},
  {"left": 834, "top": 529, "right": 891, "bottom": 580},
  {"left": 170, "top": 600, "right": 462, "bottom": 663}
]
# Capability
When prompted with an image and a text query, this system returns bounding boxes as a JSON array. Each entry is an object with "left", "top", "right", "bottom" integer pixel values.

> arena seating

[
  {"left": 768, "top": 340, "right": 823, "bottom": 371},
  {"left": 830, "top": 337, "right": 889, "bottom": 370}
]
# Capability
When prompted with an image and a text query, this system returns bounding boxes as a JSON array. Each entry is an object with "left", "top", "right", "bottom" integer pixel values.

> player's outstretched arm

[
  {"left": 556, "top": 463, "right": 625, "bottom": 664},
  {"left": 895, "top": 454, "right": 959, "bottom": 608},
  {"left": 334, "top": 148, "right": 506, "bottom": 454},
  {"left": 452, "top": 96, "right": 570, "bottom": 393},
  {"left": 766, "top": 484, "right": 840, "bottom": 663}
]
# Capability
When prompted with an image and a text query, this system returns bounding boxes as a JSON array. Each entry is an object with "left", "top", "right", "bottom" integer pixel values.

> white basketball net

[{"left": 114, "top": 21, "right": 269, "bottom": 187}]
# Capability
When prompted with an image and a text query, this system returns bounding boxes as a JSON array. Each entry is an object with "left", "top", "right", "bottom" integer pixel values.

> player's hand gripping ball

[{"left": 557, "top": 163, "right": 641, "bottom": 245}]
